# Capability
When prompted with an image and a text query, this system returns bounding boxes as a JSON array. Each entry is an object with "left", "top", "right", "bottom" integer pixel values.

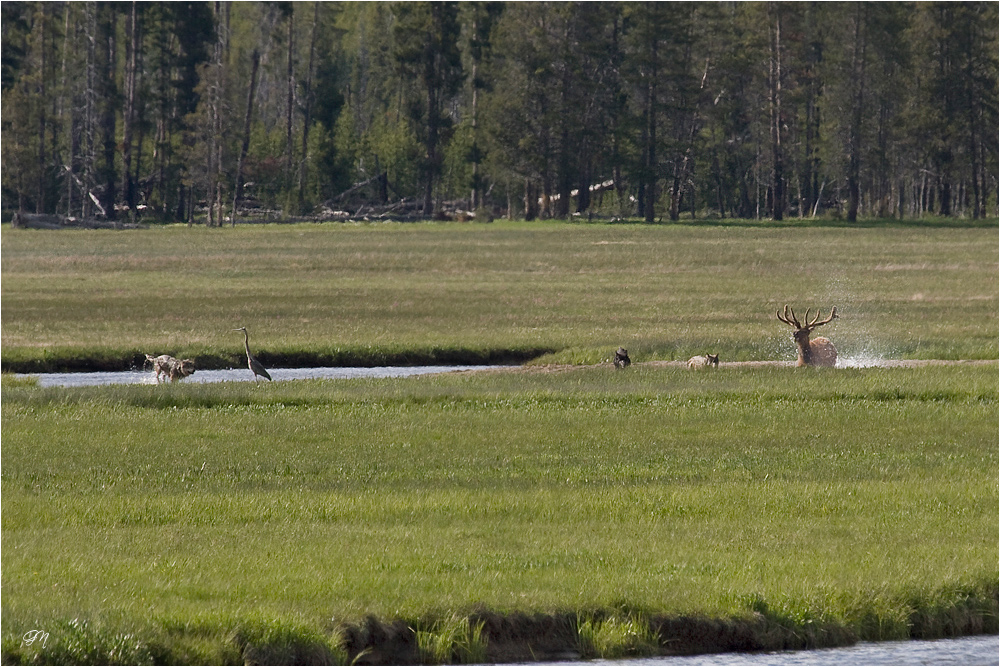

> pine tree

[{"left": 392, "top": 1, "right": 463, "bottom": 215}]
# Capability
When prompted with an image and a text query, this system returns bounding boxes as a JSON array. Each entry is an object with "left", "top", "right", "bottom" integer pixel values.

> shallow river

[
  {"left": 537, "top": 635, "right": 998, "bottom": 667},
  {"left": 19, "top": 365, "right": 508, "bottom": 388}
]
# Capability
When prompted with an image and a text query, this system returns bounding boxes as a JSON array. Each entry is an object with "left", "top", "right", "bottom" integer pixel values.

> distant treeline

[{"left": 2, "top": 2, "right": 997, "bottom": 224}]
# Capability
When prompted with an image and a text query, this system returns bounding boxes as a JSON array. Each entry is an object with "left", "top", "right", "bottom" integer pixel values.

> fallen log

[
  {"left": 10, "top": 212, "right": 139, "bottom": 230},
  {"left": 11, "top": 212, "right": 66, "bottom": 229}
]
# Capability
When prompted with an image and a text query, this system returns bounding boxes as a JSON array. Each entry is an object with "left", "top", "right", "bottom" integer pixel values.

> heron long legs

[{"left": 233, "top": 327, "right": 272, "bottom": 382}]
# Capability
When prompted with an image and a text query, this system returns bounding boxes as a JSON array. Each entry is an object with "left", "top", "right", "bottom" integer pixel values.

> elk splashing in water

[{"left": 776, "top": 305, "right": 839, "bottom": 367}]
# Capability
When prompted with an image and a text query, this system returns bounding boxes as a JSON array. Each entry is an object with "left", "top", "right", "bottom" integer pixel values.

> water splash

[
  {"left": 837, "top": 352, "right": 888, "bottom": 368},
  {"left": 823, "top": 274, "right": 902, "bottom": 368}
]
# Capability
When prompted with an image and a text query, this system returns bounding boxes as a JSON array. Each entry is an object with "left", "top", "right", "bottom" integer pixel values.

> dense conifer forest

[{"left": 2, "top": 1, "right": 996, "bottom": 224}]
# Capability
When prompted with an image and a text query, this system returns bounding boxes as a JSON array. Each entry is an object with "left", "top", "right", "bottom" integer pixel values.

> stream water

[
  {"left": 17, "top": 365, "right": 509, "bottom": 387},
  {"left": 18, "top": 359, "right": 993, "bottom": 387},
  {"left": 540, "top": 635, "right": 998, "bottom": 666}
]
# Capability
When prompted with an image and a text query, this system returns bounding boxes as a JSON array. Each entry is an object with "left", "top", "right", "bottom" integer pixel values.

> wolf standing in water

[{"left": 146, "top": 354, "right": 196, "bottom": 383}]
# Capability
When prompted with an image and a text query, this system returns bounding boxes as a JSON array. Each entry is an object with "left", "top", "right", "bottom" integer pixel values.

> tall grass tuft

[
  {"left": 8, "top": 618, "right": 155, "bottom": 666},
  {"left": 903, "top": 580, "right": 998, "bottom": 639},
  {"left": 576, "top": 613, "right": 659, "bottom": 659},
  {"left": 739, "top": 593, "right": 858, "bottom": 650},
  {"left": 414, "top": 616, "right": 488, "bottom": 665},
  {"left": 0, "top": 373, "right": 38, "bottom": 388},
  {"left": 228, "top": 618, "right": 350, "bottom": 665}
]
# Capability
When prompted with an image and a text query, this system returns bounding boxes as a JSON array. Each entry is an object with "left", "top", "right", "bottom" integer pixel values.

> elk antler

[
  {"left": 776, "top": 304, "right": 801, "bottom": 328},
  {"left": 777, "top": 305, "right": 838, "bottom": 330},
  {"left": 804, "top": 306, "right": 838, "bottom": 330}
]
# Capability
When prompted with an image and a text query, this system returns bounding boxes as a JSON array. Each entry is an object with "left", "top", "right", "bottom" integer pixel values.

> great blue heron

[{"left": 233, "top": 327, "right": 272, "bottom": 382}]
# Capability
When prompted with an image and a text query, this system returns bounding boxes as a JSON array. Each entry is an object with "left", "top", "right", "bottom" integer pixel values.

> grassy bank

[
  {"left": 2, "top": 364, "right": 996, "bottom": 663},
  {"left": 0, "top": 344, "right": 552, "bottom": 375},
  {"left": 2, "top": 220, "right": 997, "bottom": 372}
]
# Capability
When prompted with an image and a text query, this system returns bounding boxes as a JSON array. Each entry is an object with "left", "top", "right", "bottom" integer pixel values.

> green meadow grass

[
  {"left": 2, "top": 364, "right": 996, "bottom": 662},
  {"left": 1, "top": 220, "right": 997, "bottom": 662},
  {"left": 1, "top": 220, "right": 997, "bottom": 371}
]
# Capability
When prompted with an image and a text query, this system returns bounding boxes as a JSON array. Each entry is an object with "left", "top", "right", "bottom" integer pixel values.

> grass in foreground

[
  {"left": 2, "top": 363, "right": 996, "bottom": 663},
  {"left": 2, "top": 221, "right": 997, "bottom": 372}
]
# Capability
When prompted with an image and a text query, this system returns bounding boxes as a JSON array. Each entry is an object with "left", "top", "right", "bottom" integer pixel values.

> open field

[
  {"left": 1, "top": 220, "right": 997, "bottom": 371},
  {"left": 2, "top": 363, "right": 997, "bottom": 663},
  {"left": 1, "top": 220, "right": 997, "bottom": 663}
]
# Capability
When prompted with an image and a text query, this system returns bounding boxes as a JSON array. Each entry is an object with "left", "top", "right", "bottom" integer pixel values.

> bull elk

[{"left": 776, "top": 305, "right": 839, "bottom": 367}]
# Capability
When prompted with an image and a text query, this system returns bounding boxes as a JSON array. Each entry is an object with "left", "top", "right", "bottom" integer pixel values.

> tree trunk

[
  {"left": 557, "top": 126, "right": 571, "bottom": 219},
  {"left": 541, "top": 165, "right": 553, "bottom": 219},
  {"left": 979, "top": 136, "right": 989, "bottom": 218},
  {"left": 232, "top": 49, "right": 261, "bottom": 225},
  {"left": 523, "top": 179, "right": 538, "bottom": 221},
  {"left": 61, "top": 4, "right": 74, "bottom": 217},
  {"left": 212, "top": 1, "right": 230, "bottom": 226},
  {"left": 669, "top": 171, "right": 682, "bottom": 221},
  {"left": 423, "top": 81, "right": 439, "bottom": 216},
  {"left": 556, "top": 39, "right": 572, "bottom": 220},
  {"left": 99, "top": 3, "right": 117, "bottom": 223},
  {"left": 939, "top": 175, "right": 951, "bottom": 217},
  {"left": 297, "top": 2, "right": 319, "bottom": 213},
  {"left": 207, "top": 3, "right": 221, "bottom": 226},
  {"left": 799, "top": 5, "right": 824, "bottom": 217},
  {"left": 285, "top": 7, "right": 295, "bottom": 185},
  {"left": 577, "top": 159, "right": 591, "bottom": 214},
  {"left": 644, "top": 66, "right": 657, "bottom": 223},
  {"left": 82, "top": 2, "right": 97, "bottom": 219},
  {"left": 846, "top": 2, "right": 868, "bottom": 223},
  {"left": 121, "top": 1, "right": 139, "bottom": 221},
  {"left": 374, "top": 154, "right": 387, "bottom": 203},
  {"left": 768, "top": 4, "right": 785, "bottom": 221},
  {"left": 134, "top": 93, "right": 145, "bottom": 209},
  {"left": 36, "top": 3, "right": 48, "bottom": 213},
  {"left": 470, "top": 14, "right": 481, "bottom": 211},
  {"left": 965, "top": 25, "right": 982, "bottom": 219}
]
